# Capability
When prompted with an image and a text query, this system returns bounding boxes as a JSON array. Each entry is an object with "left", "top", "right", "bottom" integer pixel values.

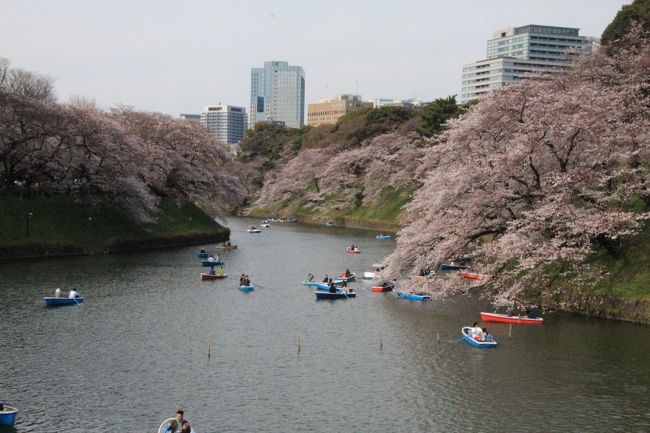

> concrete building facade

[
  {"left": 307, "top": 94, "right": 372, "bottom": 126},
  {"left": 200, "top": 104, "right": 247, "bottom": 147},
  {"left": 461, "top": 25, "right": 595, "bottom": 103},
  {"left": 250, "top": 61, "right": 305, "bottom": 129}
]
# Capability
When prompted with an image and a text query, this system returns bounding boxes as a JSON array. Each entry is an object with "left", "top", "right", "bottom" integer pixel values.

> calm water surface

[{"left": 1, "top": 217, "right": 649, "bottom": 433}]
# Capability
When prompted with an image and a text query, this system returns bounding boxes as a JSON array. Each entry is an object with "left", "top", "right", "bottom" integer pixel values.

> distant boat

[
  {"left": 362, "top": 272, "right": 375, "bottom": 280},
  {"left": 439, "top": 263, "right": 468, "bottom": 271},
  {"left": 337, "top": 272, "right": 356, "bottom": 282},
  {"left": 44, "top": 297, "right": 84, "bottom": 307},
  {"left": 325, "top": 222, "right": 334, "bottom": 227},
  {"left": 376, "top": 234, "right": 391, "bottom": 240},
  {"left": 396, "top": 291, "right": 430, "bottom": 301},
  {"left": 197, "top": 251, "right": 209, "bottom": 259},
  {"left": 0, "top": 405, "right": 18, "bottom": 427},
  {"left": 201, "top": 259, "right": 224, "bottom": 267},
  {"left": 460, "top": 271, "right": 490, "bottom": 280},
  {"left": 239, "top": 285, "right": 254, "bottom": 292},
  {"left": 286, "top": 218, "right": 297, "bottom": 222},
  {"left": 480, "top": 312, "right": 544, "bottom": 325},
  {"left": 372, "top": 283, "right": 394, "bottom": 292},
  {"left": 315, "top": 289, "right": 356, "bottom": 300},
  {"left": 247, "top": 226, "right": 261, "bottom": 233},
  {"left": 261, "top": 223, "right": 270, "bottom": 228},
  {"left": 201, "top": 273, "right": 227, "bottom": 281},
  {"left": 461, "top": 326, "right": 498, "bottom": 348},
  {"left": 216, "top": 244, "right": 238, "bottom": 251},
  {"left": 346, "top": 248, "right": 361, "bottom": 254}
]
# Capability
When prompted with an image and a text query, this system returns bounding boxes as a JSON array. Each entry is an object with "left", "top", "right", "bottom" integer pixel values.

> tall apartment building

[
  {"left": 200, "top": 104, "right": 247, "bottom": 147},
  {"left": 460, "top": 25, "right": 595, "bottom": 104},
  {"left": 307, "top": 94, "right": 372, "bottom": 127},
  {"left": 250, "top": 61, "right": 305, "bottom": 129}
]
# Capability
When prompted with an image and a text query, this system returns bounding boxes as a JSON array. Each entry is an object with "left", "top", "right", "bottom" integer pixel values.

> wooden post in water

[
  {"left": 509, "top": 323, "right": 512, "bottom": 337},
  {"left": 380, "top": 336, "right": 383, "bottom": 351},
  {"left": 437, "top": 332, "right": 440, "bottom": 343},
  {"left": 297, "top": 336, "right": 301, "bottom": 354},
  {"left": 208, "top": 341, "right": 212, "bottom": 359}
]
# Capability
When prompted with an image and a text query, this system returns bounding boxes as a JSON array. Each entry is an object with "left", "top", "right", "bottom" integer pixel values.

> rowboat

[
  {"left": 201, "top": 273, "right": 227, "bottom": 281},
  {"left": 480, "top": 312, "right": 544, "bottom": 325},
  {"left": 261, "top": 223, "right": 270, "bottom": 228},
  {"left": 44, "top": 297, "right": 84, "bottom": 307},
  {"left": 462, "top": 326, "right": 498, "bottom": 348},
  {"left": 376, "top": 234, "right": 391, "bottom": 240},
  {"left": 325, "top": 222, "right": 334, "bottom": 227},
  {"left": 239, "top": 285, "right": 254, "bottom": 292},
  {"left": 396, "top": 291, "right": 430, "bottom": 301},
  {"left": 460, "top": 271, "right": 490, "bottom": 280},
  {"left": 216, "top": 244, "right": 238, "bottom": 251},
  {"left": 338, "top": 273, "right": 356, "bottom": 282},
  {"left": 315, "top": 290, "right": 356, "bottom": 300},
  {"left": 157, "top": 418, "right": 195, "bottom": 433},
  {"left": 439, "top": 263, "right": 468, "bottom": 271},
  {"left": 201, "top": 259, "right": 224, "bottom": 267},
  {"left": 247, "top": 228, "right": 261, "bottom": 233},
  {"left": 197, "top": 252, "right": 209, "bottom": 259},
  {"left": 362, "top": 272, "right": 375, "bottom": 280},
  {"left": 0, "top": 406, "right": 18, "bottom": 426},
  {"left": 346, "top": 248, "right": 361, "bottom": 254},
  {"left": 372, "top": 283, "right": 394, "bottom": 292},
  {"left": 303, "top": 281, "right": 344, "bottom": 290}
]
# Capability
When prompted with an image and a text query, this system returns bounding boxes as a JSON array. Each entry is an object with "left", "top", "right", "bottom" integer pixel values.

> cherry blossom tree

[{"left": 382, "top": 27, "right": 650, "bottom": 306}]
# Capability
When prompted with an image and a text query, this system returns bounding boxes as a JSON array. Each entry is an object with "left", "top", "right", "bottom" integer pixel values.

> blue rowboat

[
  {"left": 44, "top": 297, "right": 84, "bottom": 307},
  {"left": 462, "top": 327, "right": 498, "bottom": 348},
  {"left": 315, "top": 290, "right": 356, "bottom": 300},
  {"left": 197, "top": 252, "right": 209, "bottom": 259},
  {"left": 201, "top": 260, "right": 224, "bottom": 267},
  {"left": 157, "top": 418, "right": 195, "bottom": 433},
  {"left": 302, "top": 281, "right": 343, "bottom": 289},
  {"left": 239, "top": 285, "right": 254, "bottom": 292},
  {"left": 439, "top": 263, "right": 468, "bottom": 271},
  {"left": 396, "top": 291, "right": 430, "bottom": 301},
  {"left": 376, "top": 234, "right": 391, "bottom": 240},
  {"left": 0, "top": 406, "right": 18, "bottom": 426}
]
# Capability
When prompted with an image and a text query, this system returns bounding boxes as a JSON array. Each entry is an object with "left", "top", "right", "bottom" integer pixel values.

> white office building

[
  {"left": 200, "top": 104, "right": 247, "bottom": 147},
  {"left": 250, "top": 61, "right": 305, "bottom": 129},
  {"left": 461, "top": 25, "right": 595, "bottom": 104}
]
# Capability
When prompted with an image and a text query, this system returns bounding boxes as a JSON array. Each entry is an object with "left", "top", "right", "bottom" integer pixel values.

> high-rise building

[
  {"left": 307, "top": 94, "right": 372, "bottom": 127},
  {"left": 461, "top": 25, "right": 596, "bottom": 104},
  {"left": 179, "top": 113, "right": 201, "bottom": 122},
  {"left": 250, "top": 61, "right": 305, "bottom": 129},
  {"left": 200, "top": 104, "right": 247, "bottom": 147}
]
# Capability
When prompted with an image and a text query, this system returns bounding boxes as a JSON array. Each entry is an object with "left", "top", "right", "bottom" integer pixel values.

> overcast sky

[{"left": 0, "top": 0, "right": 628, "bottom": 115}]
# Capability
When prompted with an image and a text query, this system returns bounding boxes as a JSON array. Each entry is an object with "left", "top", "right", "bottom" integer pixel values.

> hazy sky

[{"left": 0, "top": 0, "right": 628, "bottom": 115}]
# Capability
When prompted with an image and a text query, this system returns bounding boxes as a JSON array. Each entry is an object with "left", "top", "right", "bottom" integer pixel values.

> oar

[{"left": 454, "top": 337, "right": 464, "bottom": 343}]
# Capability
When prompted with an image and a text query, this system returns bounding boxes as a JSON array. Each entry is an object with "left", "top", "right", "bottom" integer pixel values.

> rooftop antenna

[{"left": 355, "top": 80, "right": 358, "bottom": 97}]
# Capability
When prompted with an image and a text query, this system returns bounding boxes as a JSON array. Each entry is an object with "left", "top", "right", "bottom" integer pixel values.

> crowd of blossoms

[
  {"left": 0, "top": 58, "right": 244, "bottom": 221},
  {"left": 382, "top": 28, "right": 650, "bottom": 305},
  {"left": 253, "top": 132, "right": 431, "bottom": 213}
]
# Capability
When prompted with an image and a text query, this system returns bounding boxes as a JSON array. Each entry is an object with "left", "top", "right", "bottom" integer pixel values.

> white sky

[{"left": 0, "top": 0, "right": 628, "bottom": 115}]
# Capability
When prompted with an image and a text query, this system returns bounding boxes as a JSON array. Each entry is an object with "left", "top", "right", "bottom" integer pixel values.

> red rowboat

[
  {"left": 480, "top": 312, "right": 544, "bottom": 325},
  {"left": 201, "top": 273, "right": 227, "bottom": 281},
  {"left": 460, "top": 271, "right": 490, "bottom": 280},
  {"left": 346, "top": 248, "right": 361, "bottom": 254},
  {"left": 371, "top": 283, "right": 394, "bottom": 292}
]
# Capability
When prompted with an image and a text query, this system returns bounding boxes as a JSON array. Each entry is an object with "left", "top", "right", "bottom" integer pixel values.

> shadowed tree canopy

[{"left": 601, "top": 0, "right": 650, "bottom": 46}]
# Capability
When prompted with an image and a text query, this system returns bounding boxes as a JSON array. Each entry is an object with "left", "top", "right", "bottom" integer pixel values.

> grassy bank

[
  {"left": 244, "top": 187, "right": 411, "bottom": 231},
  {"left": 0, "top": 193, "right": 229, "bottom": 259}
]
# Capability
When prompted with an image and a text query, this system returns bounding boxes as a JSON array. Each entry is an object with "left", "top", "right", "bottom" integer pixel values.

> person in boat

[
  {"left": 322, "top": 274, "right": 329, "bottom": 283},
  {"left": 242, "top": 274, "right": 251, "bottom": 286},
  {"left": 239, "top": 274, "right": 245, "bottom": 285},
  {"left": 470, "top": 321, "right": 482, "bottom": 338},
  {"left": 199, "top": 248, "right": 206, "bottom": 254},
  {"left": 342, "top": 268, "right": 351, "bottom": 278},
  {"left": 480, "top": 328, "right": 493, "bottom": 342},
  {"left": 341, "top": 281, "right": 348, "bottom": 293},
  {"left": 180, "top": 421, "right": 192, "bottom": 433},
  {"left": 207, "top": 255, "right": 216, "bottom": 262},
  {"left": 208, "top": 267, "right": 216, "bottom": 275},
  {"left": 225, "top": 241, "right": 231, "bottom": 246},
  {"left": 54, "top": 287, "right": 62, "bottom": 298},
  {"left": 217, "top": 266, "right": 225, "bottom": 276},
  {"left": 68, "top": 289, "right": 79, "bottom": 299},
  {"left": 526, "top": 308, "right": 538, "bottom": 319},
  {"left": 165, "top": 410, "right": 187, "bottom": 433},
  {"left": 306, "top": 273, "right": 314, "bottom": 282},
  {"left": 328, "top": 282, "right": 337, "bottom": 293},
  {"left": 349, "top": 244, "right": 357, "bottom": 251}
]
